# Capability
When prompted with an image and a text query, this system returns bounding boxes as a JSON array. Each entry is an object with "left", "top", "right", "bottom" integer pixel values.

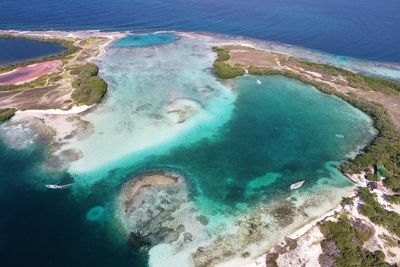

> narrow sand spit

[{"left": 12, "top": 105, "right": 94, "bottom": 141}]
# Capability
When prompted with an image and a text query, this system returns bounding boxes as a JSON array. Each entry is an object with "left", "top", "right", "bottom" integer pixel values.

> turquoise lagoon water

[
  {"left": 62, "top": 34, "right": 375, "bottom": 262},
  {"left": 114, "top": 33, "right": 179, "bottom": 47},
  {"left": 148, "top": 76, "right": 375, "bottom": 208},
  {"left": 0, "top": 34, "right": 377, "bottom": 266},
  {"left": 66, "top": 34, "right": 236, "bottom": 176}
]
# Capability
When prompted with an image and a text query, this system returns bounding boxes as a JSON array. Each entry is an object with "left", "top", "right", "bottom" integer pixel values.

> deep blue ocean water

[
  {"left": 0, "top": 38, "right": 64, "bottom": 65},
  {"left": 0, "top": 0, "right": 399, "bottom": 62},
  {"left": 0, "top": 141, "right": 146, "bottom": 267}
]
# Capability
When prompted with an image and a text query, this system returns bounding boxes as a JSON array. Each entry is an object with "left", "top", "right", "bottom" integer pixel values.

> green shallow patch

[{"left": 114, "top": 33, "right": 178, "bottom": 47}]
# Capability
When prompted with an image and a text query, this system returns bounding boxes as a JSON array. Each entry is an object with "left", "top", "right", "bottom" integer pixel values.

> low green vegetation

[
  {"left": 0, "top": 108, "right": 16, "bottom": 122},
  {"left": 366, "top": 171, "right": 380, "bottom": 181},
  {"left": 0, "top": 35, "right": 80, "bottom": 92},
  {"left": 358, "top": 187, "right": 400, "bottom": 237},
  {"left": 0, "top": 35, "right": 80, "bottom": 74},
  {"left": 71, "top": 63, "right": 107, "bottom": 105},
  {"left": 212, "top": 46, "right": 231, "bottom": 61},
  {"left": 211, "top": 46, "right": 245, "bottom": 79},
  {"left": 70, "top": 63, "right": 99, "bottom": 76},
  {"left": 379, "top": 233, "right": 400, "bottom": 248},
  {"left": 387, "top": 195, "right": 400, "bottom": 205},
  {"left": 213, "top": 61, "right": 245, "bottom": 79},
  {"left": 340, "top": 196, "right": 354, "bottom": 207},
  {"left": 318, "top": 217, "right": 389, "bottom": 267},
  {"left": 297, "top": 60, "right": 400, "bottom": 95},
  {"left": 341, "top": 99, "right": 400, "bottom": 193}
]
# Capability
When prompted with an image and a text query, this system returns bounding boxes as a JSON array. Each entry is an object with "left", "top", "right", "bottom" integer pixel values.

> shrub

[
  {"left": 0, "top": 108, "right": 16, "bottom": 122},
  {"left": 318, "top": 218, "right": 390, "bottom": 267},
  {"left": 387, "top": 195, "right": 400, "bottom": 205},
  {"left": 213, "top": 61, "right": 245, "bottom": 79},
  {"left": 358, "top": 188, "right": 400, "bottom": 237},
  {"left": 298, "top": 60, "right": 400, "bottom": 94},
  {"left": 366, "top": 172, "right": 380, "bottom": 181},
  {"left": 212, "top": 46, "right": 230, "bottom": 62},
  {"left": 212, "top": 46, "right": 246, "bottom": 79},
  {"left": 71, "top": 64, "right": 107, "bottom": 105},
  {"left": 70, "top": 64, "right": 98, "bottom": 77}
]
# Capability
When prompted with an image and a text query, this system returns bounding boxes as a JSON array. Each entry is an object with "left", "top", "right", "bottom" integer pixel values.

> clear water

[
  {"left": 0, "top": 38, "right": 64, "bottom": 65},
  {"left": 148, "top": 75, "right": 374, "bottom": 208},
  {"left": 0, "top": 140, "right": 146, "bottom": 267},
  {"left": 1, "top": 0, "right": 400, "bottom": 63},
  {"left": 22, "top": 34, "right": 375, "bottom": 265},
  {"left": 115, "top": 33, "right": 179, "bottom": 47},
  {"left": 66, "top": 36, "right": 235, "bottom": 176},
  {"left": 0, "top": 28, "right": 385, "bottom": 267}
]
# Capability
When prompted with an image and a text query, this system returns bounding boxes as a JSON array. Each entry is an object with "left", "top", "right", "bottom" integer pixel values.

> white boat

[
  {"left": 45, "top": 183, "right": 73, "bottom": 189},
  {"left": 256, "top": 79, "right": 262, "bottom": 85},
  {"left": 290, "top": 180, "right": 305, "bottom": 190}
]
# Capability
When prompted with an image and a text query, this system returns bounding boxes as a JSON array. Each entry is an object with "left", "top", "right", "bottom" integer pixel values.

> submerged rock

[
  {"left": 272, "top": 201, "right": 296, "bottom": 227},
  {"left": 127, "top": 231, "right": 152, "bottom": 251},
  {"left": 86, "top": 206, "right": 105, "bottom": 223},
  {"left": 164, "top": 98, "right": 202, "bottom": 123},
  {"left": 117, "top": 171, "right": 208, "bottom": 255},
  {"left": 46, "top": 148, "right": 83, "bottom": 170}
]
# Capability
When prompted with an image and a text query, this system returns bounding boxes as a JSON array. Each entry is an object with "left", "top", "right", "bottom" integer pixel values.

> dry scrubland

[{"left": 0, "top": 31, "right": 122, "bottom": 120}]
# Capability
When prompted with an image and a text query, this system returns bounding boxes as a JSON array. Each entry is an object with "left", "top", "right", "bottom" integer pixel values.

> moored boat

[
  {"left": 45, "top": 183, "right": 73, "bottom": 189},
  {"left": 290, "top": 180, "right": 305, "bottom": 190}
]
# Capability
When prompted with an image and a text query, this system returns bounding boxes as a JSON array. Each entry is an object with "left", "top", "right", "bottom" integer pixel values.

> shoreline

[
  {"left": 210, "top": 45, "right": 400, "bottom": 265},
  {"left": 0, "top": 30, "right": 399, "bottom": 266},
  {"left": 0, "top": 30, "right": 126, "bottom": 112}
]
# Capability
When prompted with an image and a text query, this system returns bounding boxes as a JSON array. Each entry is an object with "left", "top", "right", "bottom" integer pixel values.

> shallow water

[
  {"left": 149, "top": 75, "right": 374, "bottom": 208},
  {"left": 115, "top": 33, "right": 179, "bottom": 47},
  {"left": 59, "top": 34, "right": 376, "bottom": 265},
  {"left": 0, "top": 38, "right": 64, "bottom": 65},
  {"left": 0, "top": 33, "right": 378, "bottom": 266},
  {"left": 66, "top": 35, "right": 235, "bottom": 176}
]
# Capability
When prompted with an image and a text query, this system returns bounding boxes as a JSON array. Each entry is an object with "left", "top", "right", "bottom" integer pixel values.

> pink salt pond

[{"left": 0, "top": 59, "right": 62, "bottom": 85}]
